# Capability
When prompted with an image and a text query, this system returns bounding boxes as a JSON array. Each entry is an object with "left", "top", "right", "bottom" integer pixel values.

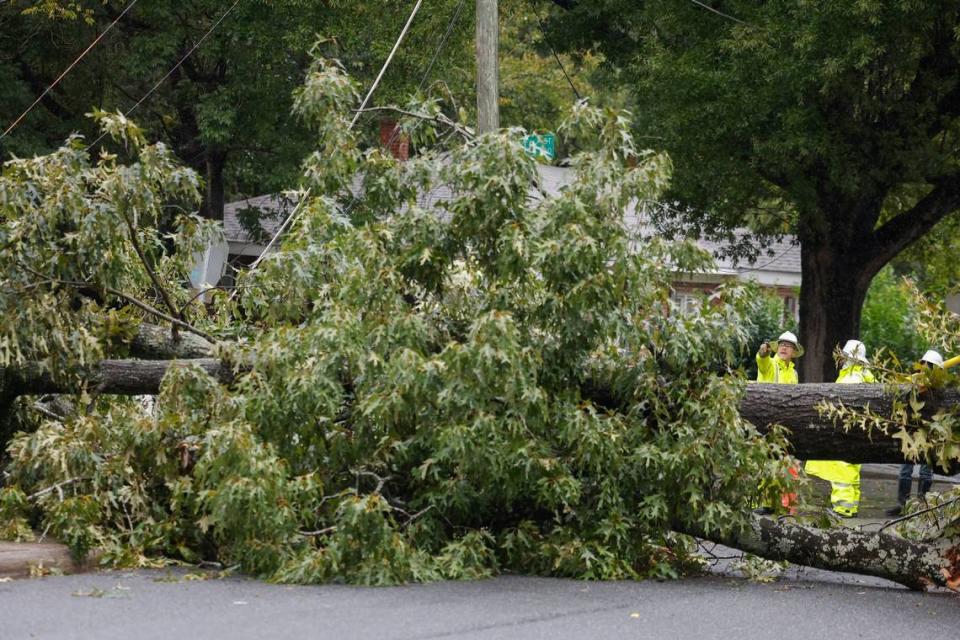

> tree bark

[
  {"left": 128, "top": 323, "right": 214, "bottom": 359},
  {"left": 797, "top": 241, "right": 874, "bottom": 383},
  {"left": 739, "top": 383, "right": 960, "bottom": 464},
  {"left": 200, "top": 148, "right": 227, "bottom": 221},
  {"left": 2, "top": 359, "right": 229, "bottom": 397},
  {"left": 2, "top": 355, "right": 954, "bottom": 465},
  {"left": 2, "top": 354, "right": 959, "bottom": 589},
  {"left": 680, "top": 515, "right": 958, "bottom": 591}
]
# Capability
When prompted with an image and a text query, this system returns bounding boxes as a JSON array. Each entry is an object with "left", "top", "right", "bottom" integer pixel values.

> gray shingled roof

[
  {"left": 223, "top": 193, "right": 294, "bottom": 244},
  {"left": 223, "top": 166, "right": 801, "bottom": 280}
]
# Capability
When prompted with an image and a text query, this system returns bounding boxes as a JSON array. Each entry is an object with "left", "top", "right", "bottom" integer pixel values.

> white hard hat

[
  {"left": 920, "top": 349, "right": 944, "bottom": 368},
  {"left": 767, "top": 331, "right": 804, "bottom": 357},
  {"left": 841, "top": 339, "right": 867, "bottom": 362}
]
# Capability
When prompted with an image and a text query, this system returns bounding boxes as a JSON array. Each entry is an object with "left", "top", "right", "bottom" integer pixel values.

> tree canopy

[
  {"left": 0, "top": 0, "right": 480, "bottom": 219},
  {"left": 1, "top": 0, "right": 602, "bottom": 224}
]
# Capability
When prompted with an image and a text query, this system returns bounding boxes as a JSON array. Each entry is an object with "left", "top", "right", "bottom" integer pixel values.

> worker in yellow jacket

[
  {"left": 805, "top": 339, "right": 875, "bottom": 517},
  {"left": 755, "top": 331, "right": 802, "bottom": 513},
  {"left": 756, "top": 331, "right": 802, "bottom": 384}
]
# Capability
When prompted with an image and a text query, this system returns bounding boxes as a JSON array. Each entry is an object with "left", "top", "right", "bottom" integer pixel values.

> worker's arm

[{"left": 756, "top": 349, "right": 773, "bottom": 378}]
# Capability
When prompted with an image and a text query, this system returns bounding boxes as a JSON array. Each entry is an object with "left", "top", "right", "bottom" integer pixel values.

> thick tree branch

[
  {"left": 352, "top": 106, "right": 474, "bottom": 141},
  {"left": 870, "top": 174, "right": 960, "bottom": 271},
  {"left": 17, "top": 263, "right": 217, "bottom": 344},
  {"left": 118, "top": 208, "right": 184, "bottom": 338},
  {"left": 679, "top": 515, "right": 956, "bottom": 591},
  {"left": 129, "top": 323, "right": 214, "bottom": 359},
  {"left": 3, "top": 359, "right": 230, "bottom": 397},
  {"left": 740, "top": 383, "right": 960, "bottom": 465},
  {"left": 2, "top": 358, "right": 954, "bottom": 467}
]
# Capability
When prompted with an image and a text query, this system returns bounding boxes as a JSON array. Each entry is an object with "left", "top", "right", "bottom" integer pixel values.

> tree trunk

[
  {"left": 679, "top": 515, "right": 958, "bottom": 591},
  {"left": 2, "top": 356, "right": 955, "bottom": 464},
  {"left": 199, "top": 148, "right": 227, "bottom": 221},
  {"left": 3, "top": 359, "right": 229, "bottom": 397},
  {"left": 797, "top": 242, "right": 874, "bottom": 383},
  {"left": 739, "top": 383, "right": 960, "bottom": 465},
  {"left": 3, "top": 355, "right": 959, "bottom": 589}
]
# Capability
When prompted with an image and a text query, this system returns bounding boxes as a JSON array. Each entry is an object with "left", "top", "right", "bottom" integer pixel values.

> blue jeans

[
  {"left": 899, "top": 463, "right": 933, "bottom": 482},
  {"left": 897, "top": 463, "right": 933, "bottom": 505}
]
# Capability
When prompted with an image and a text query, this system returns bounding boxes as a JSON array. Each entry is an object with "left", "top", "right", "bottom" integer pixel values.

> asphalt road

[{"left": 1, "top": 567, "right": 958, "bottom": 640}]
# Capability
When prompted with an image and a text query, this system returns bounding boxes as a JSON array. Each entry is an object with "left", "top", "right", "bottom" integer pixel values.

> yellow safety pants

[{"left": 805, "top": 460, "right": 861, "bottom": 517}]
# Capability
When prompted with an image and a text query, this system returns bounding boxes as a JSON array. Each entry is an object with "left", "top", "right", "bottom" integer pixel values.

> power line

[
  {"left": 690, "top": 0, "right": 751, "bottom": 27},
  {"left": 417, "top": 0, "right": 467, "bottom": 93},
  {"left": 86, "top": 0, "right": 243, "bottom": 151},
  {"left": 237, "top": 0, "right": 428, "bottom": 289},
  {"left": 0, "top": 0, "right": 141, "bottom": 141},
  {"left": 528, "top": 0, "right": 581, "bottom": 101},
  {"left": 350, "top": 0, "right": 424, "bottom": 129}
]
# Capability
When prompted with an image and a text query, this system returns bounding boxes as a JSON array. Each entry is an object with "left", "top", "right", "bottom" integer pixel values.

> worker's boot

[
  {"left": 918, "top": 477, "right": 933, "bottom": 500},
  {"left": 885, "top": 477, "right": 913, "bottom": 517}
]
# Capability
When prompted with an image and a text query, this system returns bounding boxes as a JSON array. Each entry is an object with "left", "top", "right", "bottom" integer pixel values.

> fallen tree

[
  {"left": 3, "top": 68, "right": 959, "bottom": 591},
  {"left": 2, "top": 358, "right": 949, "bottom": 464}
]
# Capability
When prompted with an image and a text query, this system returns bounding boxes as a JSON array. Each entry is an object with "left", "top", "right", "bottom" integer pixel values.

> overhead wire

[
  {"left": 350, "top": 0, "right": 424, "bottom": 129},
  {"left": 416, "top": 0, "right": 467, "bottom": 93},
  {"left": 0, "top": 0, "right": 141, "bottom": 141},
  {"left": 527, "top": 0, "right": 581, "bottom": 101},
  {"left": 86, "top": 0, "right": 243, "bottom": 151},
  {"left": 237, "top": 0, "right": 433, "bottom": 289},
  {"left": 689, "top": 0, "right": 752, "bottom": 28}
]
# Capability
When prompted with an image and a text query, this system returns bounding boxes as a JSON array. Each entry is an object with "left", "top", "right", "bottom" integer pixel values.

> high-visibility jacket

[
  {"left": 836, "top": 364, "right": 875, "bottom": 384},
  {"left": 805, "top": 364, "right": 875, "bottom": 516},
  {"left": 755, "top": 352, "right": 798, "bottom": 510},
  {"left": 756, "top": 354, "right": 798, "bottom": 384}
]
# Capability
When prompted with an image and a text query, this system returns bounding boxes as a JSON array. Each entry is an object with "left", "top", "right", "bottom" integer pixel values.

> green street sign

[{"left": 521, "top": 132, "right": 556, "bottom": 162}]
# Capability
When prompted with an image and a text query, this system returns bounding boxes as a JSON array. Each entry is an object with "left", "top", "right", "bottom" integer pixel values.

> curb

[{"left": 0, "top": 541, "right": 92, "bottom": 579}]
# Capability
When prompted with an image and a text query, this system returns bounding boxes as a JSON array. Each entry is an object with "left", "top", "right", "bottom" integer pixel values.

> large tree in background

[
  {"left": 0, "top": 0, "right": 476, "bottom": 220},
  {"left": 1, "top": 0, "right": 605, "bottom": 222},
  {"left": 548, "top": 0, "right": 960, "bottom": 381}
]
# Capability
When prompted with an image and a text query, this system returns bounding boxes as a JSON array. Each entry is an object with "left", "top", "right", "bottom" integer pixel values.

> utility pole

[{"left": 476, "top": 0, "right": 500, "bottom": 133}]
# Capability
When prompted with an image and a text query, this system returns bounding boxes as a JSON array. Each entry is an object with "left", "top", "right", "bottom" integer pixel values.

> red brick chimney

[{"left": 379, "top": 118, "right": 409, "bottom": 161}]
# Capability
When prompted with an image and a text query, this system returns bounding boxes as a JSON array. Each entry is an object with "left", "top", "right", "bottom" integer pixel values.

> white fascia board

[
  {"left": 736, "top": 270, "right": 802, "bottom": 288},
  {"left": 671, "top": 269, "right": 801, "bottom": 289}
]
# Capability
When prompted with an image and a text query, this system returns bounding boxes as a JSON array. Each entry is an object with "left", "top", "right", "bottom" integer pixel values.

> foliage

[
  {"left": 0, "top": 59, "right": 796, "bottom": 584},
  {"left": 859, "top": 268, "right": 923, "bottom": 367},
  {"left": 0, "top": 111, "right": 217, "bottom": 381},
  {"left": 892, "top": 214, "right": 960, "bottom": 300},
  {"left": 1, "top": 0, "right": 605, "bottom": 220},
  {"left": 0, "top": 0, "right": 479, "bottom": 216},
  {"left": 732, "top": 554, "right": 787, "bottom": 584}
]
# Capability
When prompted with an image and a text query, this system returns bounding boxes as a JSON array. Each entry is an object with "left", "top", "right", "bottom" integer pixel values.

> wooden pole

[{"left": 476, "top": 0, "right": 500, "bottom": 133}]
